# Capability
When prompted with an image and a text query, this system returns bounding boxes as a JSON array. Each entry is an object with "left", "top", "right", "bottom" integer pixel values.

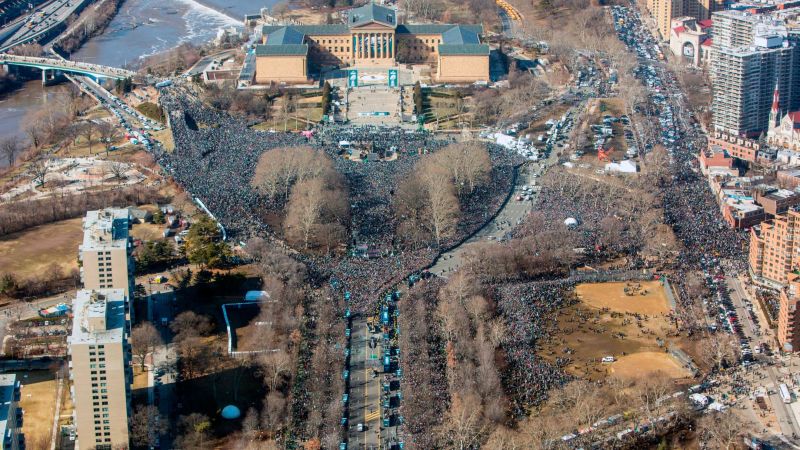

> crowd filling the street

[{"left": 7, "top": 0, "right": 800, "bottom": 447}]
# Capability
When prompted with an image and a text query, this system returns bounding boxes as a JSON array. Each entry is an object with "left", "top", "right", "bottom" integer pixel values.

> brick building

[
  {"left": 779, "top": 273, "right": 800, "bottom": 351},
  {"left": 749, "top": 208, "right": 800, "bottom": 287},
  {"left": 707, "top": 131, "right": 762, "bottom": 163}
]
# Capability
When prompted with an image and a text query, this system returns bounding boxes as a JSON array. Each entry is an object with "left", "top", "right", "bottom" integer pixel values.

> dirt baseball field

[
  {"left": 539, "top": 281, "right": 693, "bottom": 382},
  {"left": 576, "top": 281, "right": 671, "bottom": 315}
]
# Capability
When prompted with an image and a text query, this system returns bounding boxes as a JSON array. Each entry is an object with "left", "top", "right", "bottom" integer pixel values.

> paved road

[
  {"left": 726, "top": 275, "right": 800, "bottom": 439},
  {"left": 154, "top": 290, "right": 177, "bottom": 450},
  {"left": 346, "top": 317, "right": 384, "bottom": 449},
  {"left": 430, "top": 103, "right": 585, "bottom": 277},
  {"left": 0, "top": 0, "right": 91, "bottom": 51},
  {"left": 184, "top": 49, "right": 238, "bottom": 77},
  {"left": 726, "top": 277, "right": 762, "bottom": 344}
]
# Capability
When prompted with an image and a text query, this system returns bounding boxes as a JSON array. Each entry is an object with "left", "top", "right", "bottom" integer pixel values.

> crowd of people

[
  {"left": 153, "top": 28, "right": 749, "bottom": 439},
  {"left": 496, "top": 280, "right": 576, "bottom": 417},
  {"left": 157, "top": 89, "right": 521, "bottom": 312},
  {"left": 312, "top": 125, "right": 520, "bottom": 312},
  {"left": 158, "top": 89, "right": 307, "bottom": 238}
]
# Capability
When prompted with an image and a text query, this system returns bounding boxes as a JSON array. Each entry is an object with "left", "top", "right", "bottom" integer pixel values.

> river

[
  {"left": 0, "top": 0, "right": 278, "bottom": 165},
  {"left": 0, "top": 78, "right": 66, "bottom": 167}
]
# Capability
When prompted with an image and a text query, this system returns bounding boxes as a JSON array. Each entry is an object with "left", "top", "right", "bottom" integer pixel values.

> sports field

[
  {"left": 540, "top": 281, "right": 692, "bottom": 382},
  {"left": 576, "top": 281, "right": 670, "bottom": 315},
  {"left": 610, "top": 352, "right": 689, "bottom": 379},
  {"left": 0, "top": 218, "right": 82, "bottom": 279},
  {"left": 18, "top": 370, "right": 58, "bottom": 449}
]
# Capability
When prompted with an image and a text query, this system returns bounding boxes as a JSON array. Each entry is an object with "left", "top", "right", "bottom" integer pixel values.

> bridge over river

[{"left": 0, "top": 54, "right": 141, "bottom": 83}]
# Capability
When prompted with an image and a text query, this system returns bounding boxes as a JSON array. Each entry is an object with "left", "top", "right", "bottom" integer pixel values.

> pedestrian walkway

[{"left": 346, "top": 86, "right": 402, "bottom": 125}]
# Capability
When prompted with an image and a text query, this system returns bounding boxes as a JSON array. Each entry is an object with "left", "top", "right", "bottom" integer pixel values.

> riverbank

[
  {"left": 54, "top": 0, "right": 126, "bottom": 55},
  {"left": 71, "top": 0, "right": 241, "bottom": 67}
]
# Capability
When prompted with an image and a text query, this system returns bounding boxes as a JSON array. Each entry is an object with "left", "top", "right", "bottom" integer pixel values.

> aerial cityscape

[{"left": 2, "top": 0, "right": 800, "bottom": 448}]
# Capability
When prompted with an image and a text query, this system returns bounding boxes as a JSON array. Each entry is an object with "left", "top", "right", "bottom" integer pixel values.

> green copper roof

[
  {"left": 397, "top": 24, "right": 482, "bottom": 35},
  {"left": 265, "top": 27, "right": 305, "bottom": 45},
  {"left": 348, "top": 3, "right": 397, "bottom": 28},
  {"left": 255, "top": 44, "right": 309, "bottom": 56},
  {"left": 262, "top": 24, "right": 350, "bottom": 36},
  {"left": 438, "top": 44, "right": 490, "bottom": 55},
  {"left": 441, "top": 25, "right": 480, "bottom": 45}
]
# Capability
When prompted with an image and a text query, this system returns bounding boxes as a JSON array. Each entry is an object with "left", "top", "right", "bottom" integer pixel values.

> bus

[{"left": 780, "top": 383, "right": 792, "bottom": 404}]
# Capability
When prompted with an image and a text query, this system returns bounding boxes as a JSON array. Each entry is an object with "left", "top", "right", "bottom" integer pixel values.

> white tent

[
  {"left": 564, "top": 217, "right": 578, "bottom": 228},
  {"left": 604, "top": 159, "right": 639, "bottom": 174},
  {"left": 494, "top": 133, "right": 516, "bottom": 149}
]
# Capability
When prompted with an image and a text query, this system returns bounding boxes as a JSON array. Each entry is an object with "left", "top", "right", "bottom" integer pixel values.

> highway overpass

[{"left": 0, "top": 54, "right": 138, "bottom": 81}]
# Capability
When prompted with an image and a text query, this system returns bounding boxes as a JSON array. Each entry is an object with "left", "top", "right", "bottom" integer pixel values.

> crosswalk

[{"left": 365, "top": 409, "right": 381, "bottom": 422}]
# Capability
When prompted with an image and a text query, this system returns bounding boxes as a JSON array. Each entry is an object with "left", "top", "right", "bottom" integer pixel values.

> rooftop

[
  {"left": 397, "top": 24, "right": 482, "bottom": 34},
  {"left": 441, "top": 25, "right": 481, "bottom": 45},
  {"left": 762, "top": 187, "right": 799, "bottom": 199},
  {"left": 438, "top": 43, "right": 490, "bottom": 55},
  {"left": 255, "top": 44, "right": 309, "bottom": 56},
  {"left": 724, "top": 196, "right": 763, "bottom": 213},
  {"left": 70, "top": 289, "right": 126, "bottom": 346},
  {"left": 348, "top": 3, "right": 397, "bottom": 28},
  {"left": 81, "top": 209, "right": 130, "bottom": 252},
  {"left": 265, "top": 26, "right": 305, "bottom": 45}
]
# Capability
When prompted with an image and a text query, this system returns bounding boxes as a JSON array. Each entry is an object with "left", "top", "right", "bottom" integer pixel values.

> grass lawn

[
  {"left": 151, "top": 129, "right": 174, "bottom": 152},
  {"left": 133, "top": 366, "right": 149, "bottom": 390},
  {"left": 84, "top": 108, "right": 111, "bottom": 121},
  {"left": 0, "top": 218, "right": 83, "bottom": 278},
  {"left": 18, "top": 370, "right": 58, "bottom": 450},
  {"left": 131, "top": 222, "right": 167, "bottom": 242},
  {"left": 176, "top": 366, "right": 265, "bottom": 437}
]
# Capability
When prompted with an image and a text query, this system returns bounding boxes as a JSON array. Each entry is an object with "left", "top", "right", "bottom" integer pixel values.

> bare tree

[
  {"left": 258, "top": 351, "right": 292, "bottom": 392},
  {"left": 170, "top": 311, "right": 213, "bottom": 342},
  {"left": 175, "top": 413, "right": 212, "bottom": 449},
  {"left": 284, "top": 178, "right": 324, "bottom": 249},
  {"left": 442, "top": 394, "right": 488, "bottom": 449},
  {"left": 261, "top": 390, "right": 288, "bottom": 432},
  {"left": 434, "top": 141, "right": 492, "bottom": 197},
  {"left": 272, "top": 1, "right": 290, "bottom": 20},
  {"left": 419, "top": 165, "right": 460, "bottom": 246},
  {"left": 24, "top": 122, "right": 44, "bottom": 149},
  {"left": 0, "top": 136, "right": 22, "bottom": 167},
  {"left": 251, "top": 146, "right": 333, "bottom": 202},
  {"left": 130, "top": 404, "right": 166, "bottom": 449},
  {"left": 79, "top": 122, "right": 97, "bottom": 154},
  {"left": 131, "top": 322, "right": 163, "bottom": 371},
  {"left": 97, "top": 121, "right": 118, "bottom": 154},
  {"left": 700, "top": 334, "right": 740, "bottom": 372},
  {"left": 242, "top": 407, "right": 260, "bottom": 438},
  {"left": 696, "top": 412, "right": 751, "bottom": 449},
  {"left": 108, "top": 161, "right": 128, "bottom": 181},
  {"left": 28, "top": 157, "right": 50, "bottom": 187}
]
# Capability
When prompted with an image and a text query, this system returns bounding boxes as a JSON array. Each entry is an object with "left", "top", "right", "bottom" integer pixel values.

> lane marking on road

[{"left": 364, "top": 322, "right": 370, "bottom": 450}]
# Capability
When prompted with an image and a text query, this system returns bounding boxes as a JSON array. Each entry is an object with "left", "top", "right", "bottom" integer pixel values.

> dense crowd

[
  {"left": 496, "top": 280, "right": 576, "bottom": 417},
  {"left": 158, "top": 89, "right": 307, "bottom": 238},
  {"left": 157, "top": 89, "right": 520, "bottom": 312},
  {"left": 613, "top": 3, "right": 746, "bottom": 337}
]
